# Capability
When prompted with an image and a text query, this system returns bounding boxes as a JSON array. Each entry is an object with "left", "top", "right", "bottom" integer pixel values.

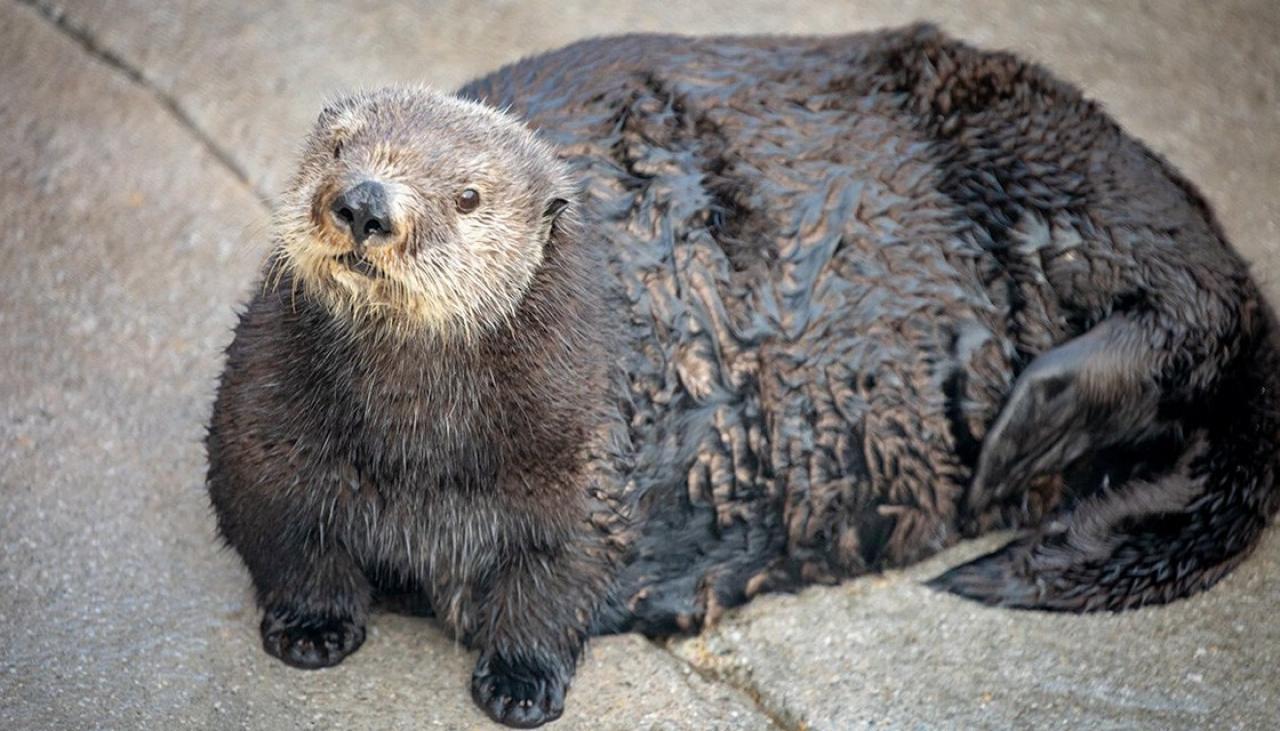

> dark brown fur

[
  {"left": 208, "top": 24, "right": 1280, "bottom": 727},
  {"left": 207, "top": 200, "right": 615, "bottom": 725}
]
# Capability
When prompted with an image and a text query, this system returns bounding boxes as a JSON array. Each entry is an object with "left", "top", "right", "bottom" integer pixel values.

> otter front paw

[
  {"left": 471, "top": 652, "right": 568, "bottom": 728},
  {"left": 260, "top": 607, "right": 366, "bottom": 669}
]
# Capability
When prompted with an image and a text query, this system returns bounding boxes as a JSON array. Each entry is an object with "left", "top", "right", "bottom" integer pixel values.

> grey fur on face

[{"left": 273, "top": 86, "right": 577, "bottom": 341}]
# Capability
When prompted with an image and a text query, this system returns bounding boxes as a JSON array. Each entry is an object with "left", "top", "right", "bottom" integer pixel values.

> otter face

[{"left": 273, "top": 86, "right": 575, "bottom": 339}]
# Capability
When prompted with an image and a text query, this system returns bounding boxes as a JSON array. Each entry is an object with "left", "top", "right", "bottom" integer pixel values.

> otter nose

[{"left": 330, "top": 181, "right": 393, "bottom": 247}]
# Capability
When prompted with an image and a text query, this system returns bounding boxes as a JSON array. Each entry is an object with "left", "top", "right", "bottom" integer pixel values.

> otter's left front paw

[{"left": 470, "top": 652, "right": 568, "bottom": 728}]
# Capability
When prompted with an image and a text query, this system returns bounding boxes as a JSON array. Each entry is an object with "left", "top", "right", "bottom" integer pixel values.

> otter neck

[{"left": 288, "top": 222, "right": 607, "bottom": 490}]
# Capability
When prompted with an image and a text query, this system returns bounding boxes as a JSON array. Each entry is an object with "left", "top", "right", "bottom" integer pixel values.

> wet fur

[{"left": 208, "top": 24, "right": 1280, "bottom": 727}]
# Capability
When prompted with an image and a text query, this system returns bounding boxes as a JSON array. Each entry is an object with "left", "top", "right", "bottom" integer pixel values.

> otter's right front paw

[
  {"left": 260, "top": 608, "right": 366, "bottom": 669},
  {"left": 471, "top": 652, "right": 569, "bottom": 728}
]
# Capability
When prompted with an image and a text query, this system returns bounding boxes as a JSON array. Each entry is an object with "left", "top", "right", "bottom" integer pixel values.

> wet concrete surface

[{"left": 2, "top": 0, "right": 1277, "bottom": 728}]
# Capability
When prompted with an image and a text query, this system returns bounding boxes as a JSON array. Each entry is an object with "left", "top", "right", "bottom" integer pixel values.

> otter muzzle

[{"left": 331, "top": 181, "right": 394, "bottom": 248}]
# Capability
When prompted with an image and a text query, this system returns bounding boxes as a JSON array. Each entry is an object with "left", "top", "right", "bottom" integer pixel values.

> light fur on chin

[{"left": 273, "top": 235, "right": 536, "bottom": 345}]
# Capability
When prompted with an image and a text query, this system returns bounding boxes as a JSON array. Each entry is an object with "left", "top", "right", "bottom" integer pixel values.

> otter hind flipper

[
  {"left": 930, "top": 439, "right": 1273, "bottom": 611},
  {"left": 935, "top": 312, "right": 1280, "bottom": 612},
  {"left": 966, "top": 314, "right": 1164, "bottom": 514}
]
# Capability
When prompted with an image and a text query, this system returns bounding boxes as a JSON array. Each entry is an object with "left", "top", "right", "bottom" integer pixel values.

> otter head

[{"left": 273, "top": 86, "right": 576, "bottom": 340}]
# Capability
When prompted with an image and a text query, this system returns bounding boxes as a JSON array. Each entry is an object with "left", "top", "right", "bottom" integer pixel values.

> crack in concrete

[
  {"left": 18, "top": 0, "right": 270, "bottom": 208},
  {"left": 645, "top": 636, "right": 807, "bottom": 731}
]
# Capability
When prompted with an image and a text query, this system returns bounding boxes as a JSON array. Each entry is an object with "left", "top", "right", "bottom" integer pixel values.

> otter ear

[{"left": 543, "top": 197, "right": 570, "bottom": 222}]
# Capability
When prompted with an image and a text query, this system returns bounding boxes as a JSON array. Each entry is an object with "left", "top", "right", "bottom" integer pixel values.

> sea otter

[{"left": 206, "top": 24, "right": 1280, "bottom": 728}]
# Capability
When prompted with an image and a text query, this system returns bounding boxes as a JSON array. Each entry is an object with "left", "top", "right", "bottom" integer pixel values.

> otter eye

[
  {"left": 455, "top": 188, "right": 481, "bottom": 214},
  {"left": 333, "top": 141, "right": 343, "bottom": 160}
]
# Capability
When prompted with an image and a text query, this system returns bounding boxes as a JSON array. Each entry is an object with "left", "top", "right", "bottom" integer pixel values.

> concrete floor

[{"left": 2, "top": 0, "right": 1277, "bottom": 728}]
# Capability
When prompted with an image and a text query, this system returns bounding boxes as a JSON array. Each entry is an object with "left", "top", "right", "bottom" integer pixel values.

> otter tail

[{"left": 931, "top": 312, "right": 1280, "bottom": 611}]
